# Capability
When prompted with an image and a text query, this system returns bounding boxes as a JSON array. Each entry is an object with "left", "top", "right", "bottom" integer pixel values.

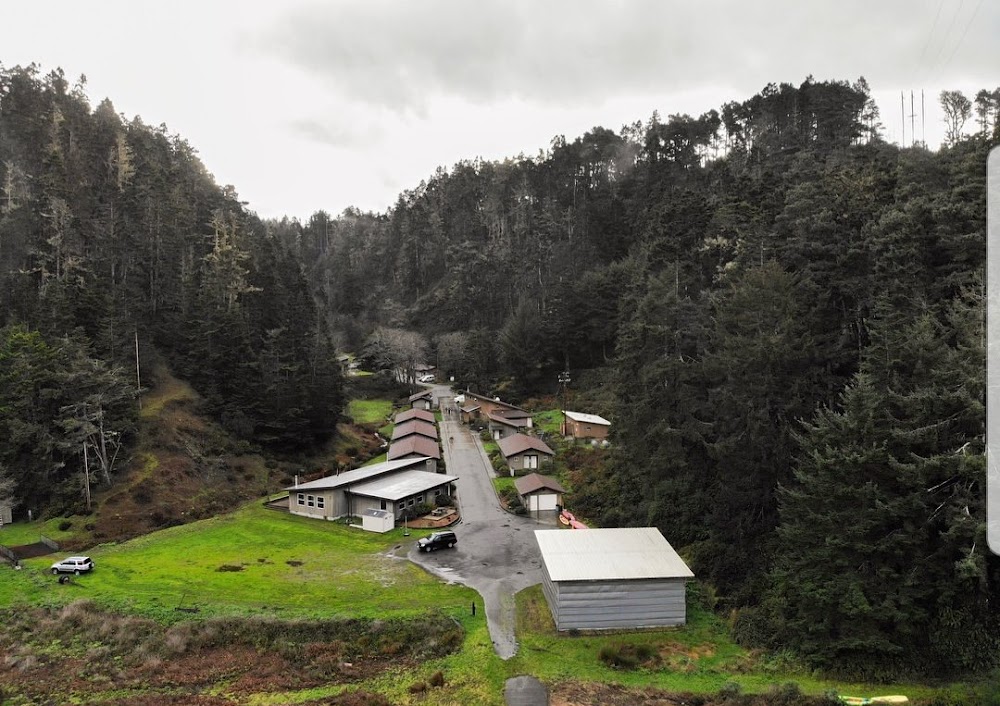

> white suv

[{"left": 51, "top": 556, "right": 94, "bottom": 575}]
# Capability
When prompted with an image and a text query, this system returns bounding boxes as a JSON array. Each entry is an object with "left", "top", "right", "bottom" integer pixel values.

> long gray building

[{"left": 534, "top": 527, "right": 694, "bottom": 631}]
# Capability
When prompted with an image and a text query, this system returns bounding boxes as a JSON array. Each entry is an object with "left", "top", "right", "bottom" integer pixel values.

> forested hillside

[
  {"left": 3, "top": 63, "right": 999, "bottom": 679},
  {"left": 0, "top": 65, "right": 343, "bottom": 516},
  {"left": 274, "top": 77, "right": 1000, "bottom": 678}
]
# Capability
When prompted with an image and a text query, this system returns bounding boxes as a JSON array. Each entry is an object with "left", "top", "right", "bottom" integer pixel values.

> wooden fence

[{"left": 0, "top": 544, "right": 17, "bottom": 564}]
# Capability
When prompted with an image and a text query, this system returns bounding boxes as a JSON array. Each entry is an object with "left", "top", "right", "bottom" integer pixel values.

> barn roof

[
  {"left": 563, "top": 410, "right": 611, "bottom": 426},
  {"left": 395, "top": 408, "right": 435, "bottom": 424},
  {"left": 391, "top": 420, "right": 438, "bottom": 441},
  {"left": 534, "top": 527, "right": 694, "bottom": 582},
  {"left": 498, "top": 433, "right": 554, "bottom": 458},
  {"left": 514, "top": 473, "right": 565, "bottom": 496},
  {"left": 387, "top": 435, "right": 441, "bottom": 460}
]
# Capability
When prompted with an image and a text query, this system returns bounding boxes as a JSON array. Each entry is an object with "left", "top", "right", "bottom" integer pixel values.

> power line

[
  {"left": 922, "top": 0, "right": 965, "bottom": 84},
  {"left": 917, "top": 0, "right": 945, "bottom": 66},
  {"left": 937, "top": 0, "right": 986, "bottom": 78}
]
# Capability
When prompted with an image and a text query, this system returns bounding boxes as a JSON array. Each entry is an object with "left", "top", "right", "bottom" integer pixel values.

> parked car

[
  {"left": 418, "top": 374, "right": 435, "bottom": 383},
  {"left": 417, "top": 531, "right": 457, "bottom": 552},
  {"left": 51, "top": 556, "right": 94, "bottom": 575}
]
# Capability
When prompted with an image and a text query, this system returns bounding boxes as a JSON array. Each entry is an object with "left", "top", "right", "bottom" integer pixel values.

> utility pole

[
  {"left": 135, "top": 329, "right": 142, "bottom": 410},
  {"left": 910, "top": 91, "right": 917, "bottom": 148},
  {"left": 83, "top": 440, "right": 91, "bottom": 512},
  {"left": 558, "top": 370, "right": 571, "bottom": 435},
  {"left": 901, "top": 92, "right": 906, "bottom": 147}
]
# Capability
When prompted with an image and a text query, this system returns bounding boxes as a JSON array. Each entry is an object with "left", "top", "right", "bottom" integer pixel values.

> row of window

[
  {"left": 297, "top": 493, "right": 325, "bottom": 509},
  {"left": 297, "top": 487, "right": 449, "bottom": 514}
]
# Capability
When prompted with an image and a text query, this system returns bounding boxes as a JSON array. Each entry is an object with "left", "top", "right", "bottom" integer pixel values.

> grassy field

[
  {"left": 508, "top": 585, "right": 979, "bottom": 703},
  {"left": 5, "top": 503, "right": 475, "bottom": 623},
  {"left": 2, "top": 503, "right": 990, "bottom": 705},
  {"left": 532, "top": 409, "right": 562, "bottom": 435},
  {"left": 347, "top": 398, "right": 394, "bottom": 426}
]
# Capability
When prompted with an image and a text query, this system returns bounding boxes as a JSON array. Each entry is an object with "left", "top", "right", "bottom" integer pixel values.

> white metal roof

[
  {"left": 563, "top": 410, "right": 611, "bottom": 426},
  {"left": 534, "top": 527, "right": 693, "bottom": 582},
  {"left": 350, "top": 470, "right": 458, "bottom": 501},
  {"left": 285, "top": 457, "right": 428, "bottom": 492}
]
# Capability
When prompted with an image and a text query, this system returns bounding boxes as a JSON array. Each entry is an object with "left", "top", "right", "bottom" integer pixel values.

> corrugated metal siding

[{"left": 549, "top": 578, "right": 687, "bottom": 630}]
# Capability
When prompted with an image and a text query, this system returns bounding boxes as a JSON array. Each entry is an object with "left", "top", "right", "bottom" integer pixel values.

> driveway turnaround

[{"left": 410, "top": 385, "right": 545, "bottom": 659}]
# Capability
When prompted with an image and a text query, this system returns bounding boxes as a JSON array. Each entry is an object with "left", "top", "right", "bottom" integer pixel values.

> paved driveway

[{"left": 409, "top": 385, "right": 545, "bottom": 659}]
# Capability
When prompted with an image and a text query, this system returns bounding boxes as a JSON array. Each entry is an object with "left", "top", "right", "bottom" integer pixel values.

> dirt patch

[
  {"left": 551, "top": 682, "right": 692, "bottom": 706},
  {"left": 0, "top": 602, "right": 461, "bottom": 703}
]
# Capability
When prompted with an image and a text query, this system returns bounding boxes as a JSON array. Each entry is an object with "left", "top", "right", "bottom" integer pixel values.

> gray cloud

[
  {"left": 287, "top": 117, "right": 383, "bottom": 147},
  {"left": 257, "top": 0, "right": 999, "bottom": 113}
]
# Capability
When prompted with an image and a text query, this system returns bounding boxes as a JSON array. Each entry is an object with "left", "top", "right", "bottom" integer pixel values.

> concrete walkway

[{"left": 409, "top": 385, "right": 544, "bottom": 659}]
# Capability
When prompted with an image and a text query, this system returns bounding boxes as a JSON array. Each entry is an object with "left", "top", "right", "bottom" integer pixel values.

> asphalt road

[{"left": 409, "top": 384, "right": 545, "bottom": 659}]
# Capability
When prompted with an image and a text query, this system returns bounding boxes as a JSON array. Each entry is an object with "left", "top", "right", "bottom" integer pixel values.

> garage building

[
  {"left": 534, "top": 527, "right": 694, "bottom": 631},
  {"left": 514, "top": 473, "right": 565, "bottom": 514}
]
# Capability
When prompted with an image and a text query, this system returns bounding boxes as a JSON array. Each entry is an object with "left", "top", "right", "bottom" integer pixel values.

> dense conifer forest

[{"left": 2, "top": 64, "right": 999, "bottom": 678}]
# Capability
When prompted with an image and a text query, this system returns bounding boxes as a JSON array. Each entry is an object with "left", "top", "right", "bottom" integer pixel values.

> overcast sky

[{"left": 1, "top": 0, "right": 996, "bottom": 219}]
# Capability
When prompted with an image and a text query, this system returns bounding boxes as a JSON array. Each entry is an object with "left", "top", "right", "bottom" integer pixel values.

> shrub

[
  {"left": 58, "top": 520, "right": 72, "bottom": 532},
  {"left": 434, "top": 494, "right": 451, "bottom": 508},
  {"left": 479, "top": 429, "right": 492, "bottom": 441},
  {"left": 718, "top": 681, "right": 742, "bottom": 700},
  {"left": 490, "top": 454, "right": 507, "bottom": 474},
  {"left": 765, "top": 682, "right": 803, "bottom": 706},
  {"left": 428, "top": 670, "right": 445, "bottom": 687},
  {"left": 598, "top": 642, "right": 655, "bottom": 670},
  {"left": 408, "top": 681, "right": 427, "bottom": 694}
]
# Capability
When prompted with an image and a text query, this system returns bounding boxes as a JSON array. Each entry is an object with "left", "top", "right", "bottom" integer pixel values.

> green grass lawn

[
  {"left": 6, "top": 503, "right": 475, "bottom": 623},
  {"left": 532, "top": 409, "right": 562, "bottom": 435},
  {"left": 346, "top": 398, "right": 393, "bottom": 426},
  {"left": 0, "top": 516, "right": 79, "bottom": 547},
  {"left": 507, "top": 585, "right": 979, "bottom": 702},
  {"left": 492, "top": 477, "right": 516, "bottom": 494}
]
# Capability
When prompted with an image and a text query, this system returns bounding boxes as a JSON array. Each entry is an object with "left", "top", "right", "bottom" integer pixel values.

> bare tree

[
  {"left": 940, "top": 90, "right": 972, "bottom": 146},
  {"left": 363, "top": 327, "right": 428, "bottom": 384}
]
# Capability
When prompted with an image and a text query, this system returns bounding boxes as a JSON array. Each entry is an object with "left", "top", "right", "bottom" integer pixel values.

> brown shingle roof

[
  {"left": 514, "top": 473, "right": 565, "bottom": 496},
  {"left": 391, "top": 420, "right": 438, "bottom": 441},
  {"left": 487, "top": 411, "right": 530, "bottom": 428},
  {"left": 387, "top": 435, "right": 441, "bottom": 460},
  {"left": 498, "top": 433, "right": 554, "bottom": 458},
  {"left": 395, "top": 408, "right": 435, "bottom": 424},
  {"left": 463, "top": 391, "right": 526, "bottom": 412},
  {"left": 408, "top": 389, "right": 434, "bottom": 402}
]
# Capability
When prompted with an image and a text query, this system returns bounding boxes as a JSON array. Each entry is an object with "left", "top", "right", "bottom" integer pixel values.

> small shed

[
  {"left": 514, "top": 473, "right": 565, "bottom": 513},
  {"left": 562, "top": 411, "right": 611, "bottom": 441},
  {"left": 0, "top": 503, "right": 12, "bottom": 526},
  {"left": 460, "top": 404, "right": 481, "bottom": 424},
  {"left": 409, "top": 389, "right": 435, "bottom": 410},
  {"left": 361, "top": 508, "right": 395, "bottom": 533},
  {"left": 535, "top": 527, "right": 694, "bottom": 631}
]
